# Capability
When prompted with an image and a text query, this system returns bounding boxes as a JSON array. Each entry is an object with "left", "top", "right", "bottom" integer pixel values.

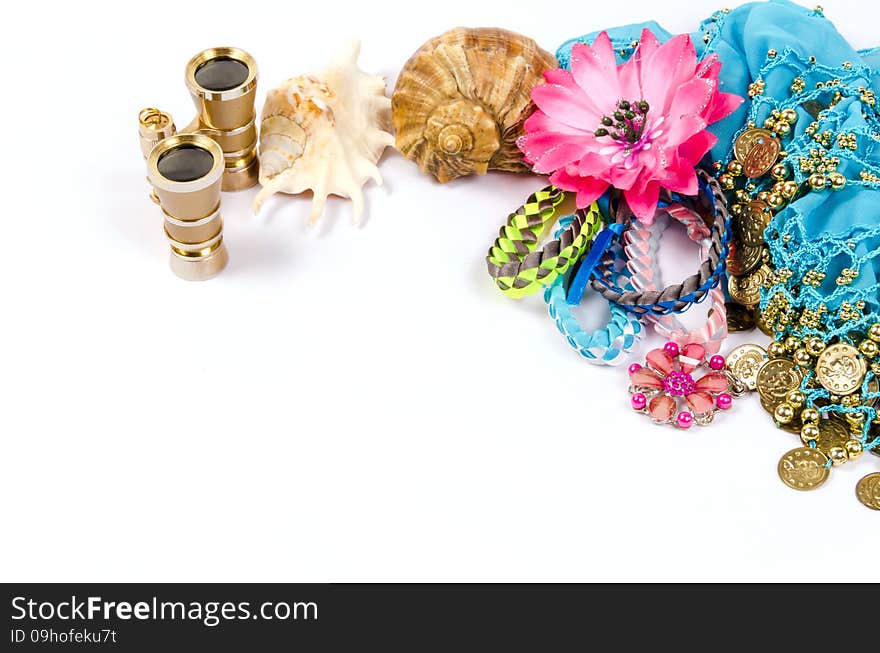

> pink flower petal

[
  {"left": 646, "top": 348, "right": 675, "bottom": 375},
  {"left": 523, "top": 110, "right": 593, "bottom": 137},
  {"left": 630, "top": 368, "right": 664, "bottom": 389},
  {"left": 670, "top": 79, "right": 716, "bottom": 125},
  {"left": 659, "top": 153, "right": 699, "bottom": 195},
  {"left": 609, "top": 160, "right": 643, "bottom": 189},
  {"left": 685, "top": 391, "right": 715, "bottom": 415},
  {"left": 575, "top": 151, "right": 615, "bottom": 177},
  {"left": 636, "top": 28, "right": 662, "bottom": 65},
  {"left": 532, "top": 141, "right": 593, "bottom": 174},
  {"left": 641, "top": 34, "right": 697, "bottom": 114},
  {"left": 648, "top": 394, "right": 676, "bottom": 422},
  {"left": 549, "top": 169, "right": 609, "bottom": 209},
  {"left": 617, "top": 49, "right": 642, "bottom": 99},
  {"left": 694, "top": 373, "right": 729, "bottom": 393},
  {"left": 704, "top": 91, "right": 744, "bottom": 124},
  {"left": 570, "top": 37, "right": 621, "bottom": 109},
  {"left": 678, "top": 131, "right": 717, "bottom": 165},
  {"left": 680, "top": 343, "right": 706, "bottom": 372},
  {"left": 531, "top": 82, "right": 601, "bottom": 129},
  {"left": 695, "top": 53, "right": 721, "bottom": 81},
  {"left": 623, "top": 180, "right": 661, "bottom": 223}
]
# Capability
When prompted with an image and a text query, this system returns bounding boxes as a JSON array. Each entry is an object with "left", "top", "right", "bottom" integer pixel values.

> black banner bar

[{"left": 2, "top": 583, "right": 873, "bottom": 650}]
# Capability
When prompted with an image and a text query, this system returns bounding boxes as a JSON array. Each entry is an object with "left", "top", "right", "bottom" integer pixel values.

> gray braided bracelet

[{"left": 589, "top": 170, "right": 731, "bottom": 316}]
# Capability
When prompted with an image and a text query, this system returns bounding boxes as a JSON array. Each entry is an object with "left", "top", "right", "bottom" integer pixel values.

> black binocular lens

[
  {"left": 157, "top": 144, "right": 215, "bottom": 182},
  {"left": 194, "top": 56, "right": 250, "bottom": 92}
]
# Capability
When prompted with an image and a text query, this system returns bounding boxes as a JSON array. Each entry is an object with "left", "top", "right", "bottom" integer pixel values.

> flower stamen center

[{"left": 594, "top": 99, "right": 650, "bottom": 144}]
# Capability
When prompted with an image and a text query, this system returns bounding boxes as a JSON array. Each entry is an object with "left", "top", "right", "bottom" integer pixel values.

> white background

[{"left": 2, "top": 0, "right": 877, "bottom": 582}]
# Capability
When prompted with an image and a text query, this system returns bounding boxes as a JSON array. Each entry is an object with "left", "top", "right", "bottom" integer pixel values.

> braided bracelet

[
  {"left": 543, "top": 216, "right": 644, "bottom": 365},
  {"left": 589, "top": 171, "right": 731, "bottom": 315},
  {"left": 627, "top": 204, "right": 728, "bottom": 355},
  {"left": 486, "top": 186, "right": 603, "bottom": 298}
]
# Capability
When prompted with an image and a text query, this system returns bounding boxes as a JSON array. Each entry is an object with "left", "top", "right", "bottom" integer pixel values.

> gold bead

[
  {"left": 782, "top": 180, "right": 799, "bottom": 198},
  {"left": 868, "top": 323, "right": 880, "bottom": 342},
  {"left": 845, "top": 439, "right": 863, "bottom": 459},
  {"left": 768, "top": 342, "right": 787, "bottom": 358},
  {"left": 772, "top": 182, "right": 786, "bottom": 195},
  {"left": 859, "top": 339, "right": 878, "bottom": 358},
  {"left": 718, "top": 173, "right": 735, "bottom": 191},
  {"left": 731, "top": 203, "right": 744, "bottom": 216},
  {"left": 781, "top": 108, "right": 798, "bottom": 123},
  {"left": 784, "top": 336, "right": 800, "bottom": 352},
  {"left": 768, "top": 49, "right": 778, "bottom": 58},
  {"left": 828, "top": 172, "right": 846, "bottom": 191},
  {"left": 712, "top": 160, "right": 723, "bottom": 171},
  {"left": 787, "top": 390, "right": 806, "bottom": 407},
  {"left": 775, "top": 403, "right": 795, "bottom": 424},
  {"left": 793, "top": 349, "right": 813, "bottom": 367},
  {"left": 763, "top": 117, "right": 777, "bottom": 130},
  {"left": 805, "top": 337, "right": 826, "bottom": 356},
  {"left": 727, "top": 160, "right": 744, "bottom": 176},
  {"left": 801, "top": 408, "right": 820, "bottom": 424},
  {"left": 809, "top": 173, "right": 827, "bottom": 191},
  {"left": 828, "top": 446, "right": 848, "bottom": 466},
  {"left": 770, "top": 163, "right": 789, "bottom": 180},
  {"left": 845, "top": 412, "right": 865, "bottom": 427},
  {"left": 800, "top": 424, "right": 820, "bottom": 444},
  {"left": 757, "top": 190, "right": 771, "bottom": 203},
  {"left": 775, "top": 121, "right": 791, "bottom": 136},
  {"left": 768, "top": 193, "right": 786, "bottom": 210},
  {"left": 734, "top": 189, "right": 751, "bottom": 204}
]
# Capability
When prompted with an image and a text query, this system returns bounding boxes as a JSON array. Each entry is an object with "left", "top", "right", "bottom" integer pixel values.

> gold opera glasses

[{"left": 138, "top": 47, "right": 259, "bottom": 280}]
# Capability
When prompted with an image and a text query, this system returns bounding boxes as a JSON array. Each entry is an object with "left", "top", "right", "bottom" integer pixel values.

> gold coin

[
  {"left": 757, "top": 358, "right": 803, "bottom": 405},
  {"left": 735, "top": 128, "right": 781, "bottom": 178},
  {"left": 814, "top": 419, "right": 850, "bottom": 456},
  {"left": 815, "top": 343, "right": 866, "bottom": 396},
  {"left": 728, "top": 264, "right": 773, "bottom": 307},
  {"left": 738, "top": 200, "right": 771, "bottom": 247},
  {"left": 778, "top": 447, "right": 830, "bottom": 491},
  {"left": 727, "top": 240, "right": 763, "bottom": 276},
  {"left": 725, "top": 344, "right": 766, "bottom": 391},
  {"left": 855, "top": 473, "right": 880, "bottom": 510},
  {"left": 725, "top": 302, "right": 756, "bottom": 332}
]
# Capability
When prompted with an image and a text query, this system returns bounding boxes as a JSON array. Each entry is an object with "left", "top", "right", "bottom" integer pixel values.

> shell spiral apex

[
  {"left": 392, "top": 27, "right": 557, "bottom": 183},
  {"left": 253, "top": 40, "right": 394, "bottom": 224}
]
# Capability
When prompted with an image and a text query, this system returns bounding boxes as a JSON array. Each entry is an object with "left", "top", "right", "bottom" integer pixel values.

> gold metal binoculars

[
  {"left": 147, "top": 134, "right": 228, "bottom": 281},
  {"left": 139, "top": 46, "right": 259, "bottom": 191}
]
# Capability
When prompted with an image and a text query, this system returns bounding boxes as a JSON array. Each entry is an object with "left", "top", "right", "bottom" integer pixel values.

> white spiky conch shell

[{"left": 253, "top": 40, "right": 394, "bottom": 224}]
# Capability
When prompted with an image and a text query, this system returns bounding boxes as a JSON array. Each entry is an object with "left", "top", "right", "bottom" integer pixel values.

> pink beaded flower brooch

[{"left": 628, "top": 342, "right": 733, "bottom": 428}]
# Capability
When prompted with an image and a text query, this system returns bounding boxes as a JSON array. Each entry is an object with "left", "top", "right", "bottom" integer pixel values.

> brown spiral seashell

[{"left": 392, "top": 27, "right": 557, "bottom": 183}]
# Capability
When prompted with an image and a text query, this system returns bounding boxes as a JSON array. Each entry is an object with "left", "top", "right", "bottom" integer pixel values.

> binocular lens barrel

[
  {"left": 184, "top": 47, "right": 260, "bottom": 190},
  {"left": 147, "top": 134, "right": 228, "bottom": 281}
]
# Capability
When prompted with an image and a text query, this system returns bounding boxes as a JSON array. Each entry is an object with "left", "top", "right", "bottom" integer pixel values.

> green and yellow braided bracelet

[{"left": 486, "top": 186, "right": 603, "bottom": 298}]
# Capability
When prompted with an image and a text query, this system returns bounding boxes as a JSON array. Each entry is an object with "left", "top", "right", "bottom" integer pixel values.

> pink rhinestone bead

[
  {"left": 664, "top": 341, "right": 680, "bottom": 357},
  {"left": 631, "top": 392, "right": 647, "bottom": 410},
  {"left": 709, "top": 355, "right": 725, "bottom": 370},
  {"left": 676, "top": 411, "right": 694, "bottom": 429},
  {"left": 628, "top": 362, "right": 643, "bottom": 375},
  {"left": 716, "top": 393, "right": 733, "bottom": 410}
]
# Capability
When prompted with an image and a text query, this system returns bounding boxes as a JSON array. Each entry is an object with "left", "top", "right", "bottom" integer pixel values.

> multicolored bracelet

[
  {"left": 589, "top": 171, "right": 731, "bottom": 315},
  {"left": 486, "top": 187, "right": 603, "bottom": 298},
  {"left": 625, "top": 203, "right": 728, "bottom": 355},
  {"left": 543, "top": 216, "right": 644, "bottom": 365}
]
